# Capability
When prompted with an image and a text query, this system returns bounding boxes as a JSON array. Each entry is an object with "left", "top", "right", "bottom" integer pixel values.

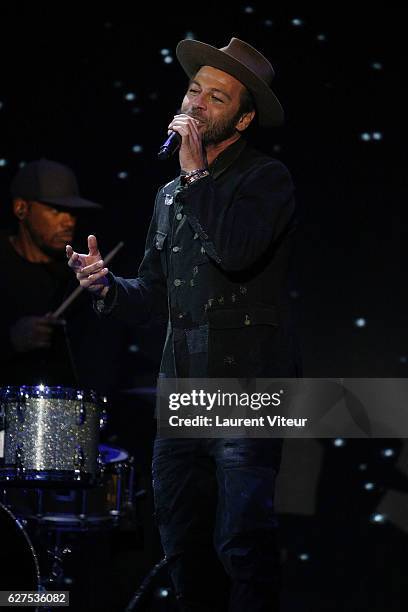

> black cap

[{"left": 10, "top": 159, "right": 102, "bottom": 209}]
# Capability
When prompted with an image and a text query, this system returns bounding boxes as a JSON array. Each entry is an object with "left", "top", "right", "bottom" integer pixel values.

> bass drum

[{"left": 0, "top": 502, "right": 40, "bottom": 591}]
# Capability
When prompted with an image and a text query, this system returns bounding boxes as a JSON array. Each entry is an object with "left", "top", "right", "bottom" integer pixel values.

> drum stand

[{"left": 43, "top": 531, "right": 72, "bottom": 589}]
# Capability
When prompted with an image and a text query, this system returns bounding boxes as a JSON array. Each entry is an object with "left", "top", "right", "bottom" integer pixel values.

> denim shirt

[{"left": 95, "top": 137, "right": 299, "bottom": 378}]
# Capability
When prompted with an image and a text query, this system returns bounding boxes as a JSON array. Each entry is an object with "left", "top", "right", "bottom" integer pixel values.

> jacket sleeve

[
  {"left": 94, "top": 190, "right": 167, "bottom": 327},
  {"left": 177, "top": 159, "right": 296, "bottom": 272}
]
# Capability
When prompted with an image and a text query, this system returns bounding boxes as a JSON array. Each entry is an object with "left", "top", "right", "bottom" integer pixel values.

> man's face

[
  {"left": 180, "top": 65, "right": 251, "bottom": 146},
  {"left": 22, "top": 201, "right": 77, "bottom": 254}
]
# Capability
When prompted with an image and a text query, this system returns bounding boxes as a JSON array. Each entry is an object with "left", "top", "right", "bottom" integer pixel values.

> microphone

[{"left": 158, "top": 131, "right": 181, "bottom": 160}]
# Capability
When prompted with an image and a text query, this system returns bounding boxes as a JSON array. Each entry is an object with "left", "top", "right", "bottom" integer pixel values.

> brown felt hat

[{"left": 176, "top": 37, "right": 284, "bottom": 127}]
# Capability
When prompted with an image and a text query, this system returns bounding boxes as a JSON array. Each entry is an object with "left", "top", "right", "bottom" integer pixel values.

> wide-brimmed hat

[
  {"left": 10, "top": 159, "right": 102, "bottom": 209},
  {"left": 176, "top": 37, "right": 284, "bottom": 127}
]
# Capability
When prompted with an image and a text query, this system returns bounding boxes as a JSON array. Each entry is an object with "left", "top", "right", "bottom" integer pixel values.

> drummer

[{"left": 0, "top": 158, "right": 127, "bottom": 391}]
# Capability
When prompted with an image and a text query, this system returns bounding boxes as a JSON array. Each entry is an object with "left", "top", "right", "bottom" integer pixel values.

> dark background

[{"left": 0, "top": 4, "right": 406, "bottom": 611}]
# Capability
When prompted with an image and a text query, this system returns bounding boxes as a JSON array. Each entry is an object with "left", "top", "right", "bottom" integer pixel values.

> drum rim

[
  {"left": 0, "top": 501, "right": 41, "bottom": 588},
  {"left": 0, "top": 385, "right": 102, "bottom": 403},
  {"left": 0, "top": 468, "right": 96, "bottom": 487}
]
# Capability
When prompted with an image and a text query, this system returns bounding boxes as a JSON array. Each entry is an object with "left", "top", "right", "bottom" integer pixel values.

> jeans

[{"left": 152, "top": 436, "right": 282, "bottom": 611}]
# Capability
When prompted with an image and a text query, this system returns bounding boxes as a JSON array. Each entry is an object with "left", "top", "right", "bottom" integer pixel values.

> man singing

[{"left": 67, "top": 38, "right": 301, "bottom": 611}]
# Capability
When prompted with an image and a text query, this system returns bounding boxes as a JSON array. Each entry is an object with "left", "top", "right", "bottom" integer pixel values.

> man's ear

[
  {"left": 236, "top": 110, "right": 256, "bottom": 133},
  {"left": 12, "top": 198, "right": 30, "bottom": 220}
]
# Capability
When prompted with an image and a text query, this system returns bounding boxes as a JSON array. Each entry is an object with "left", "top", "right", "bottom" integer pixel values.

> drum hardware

[
  {"left": 100, "top": 402, "right": 108, "bottom": 430},
  {"left": 16, "top": 392, "right": 26, "bottom": 423},
  {"left": 15, "top": 444, "right": 25, "bottom": 477},
  {"left": 1, "top": 384, "right": 140, "bottom": 605},
  {"left": 44, "top": 537, "right": 73, "bottom": 589},
  {"left": 75, "top": 399, "right": 86, "bottom": 426},
  {"left": 73, "top": 445, "right": 86, "bottom": 481},
  {"left": 3, "top": 444, "right": 136, "bottom": 530}
]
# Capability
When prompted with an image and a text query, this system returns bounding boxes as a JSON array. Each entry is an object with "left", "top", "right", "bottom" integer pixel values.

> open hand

[{"left": 66, "top": 235, "right": 110, "bottom": 296}]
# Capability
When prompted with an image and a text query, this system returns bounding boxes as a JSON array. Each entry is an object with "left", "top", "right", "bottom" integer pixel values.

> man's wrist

[
  {"left": 181, "top": 168, "right": 210, "bottom": 187},
  {"left": 93, "top": 272, "right": 117, "bottom": 315}
]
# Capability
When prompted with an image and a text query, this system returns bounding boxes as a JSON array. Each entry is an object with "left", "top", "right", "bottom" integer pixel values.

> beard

[{"left": 202, "top": 108, "right": 243, "bottom": 145}]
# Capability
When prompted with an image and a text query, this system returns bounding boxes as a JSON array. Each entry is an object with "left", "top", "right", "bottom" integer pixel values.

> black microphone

[{"left": 158, "top": 131, "right": 181, "bottom": 160}]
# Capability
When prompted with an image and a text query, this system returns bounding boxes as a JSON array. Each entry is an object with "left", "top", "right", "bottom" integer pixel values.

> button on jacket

[{"left": 98, "top": 138, "right": 302, "bottom": 378}]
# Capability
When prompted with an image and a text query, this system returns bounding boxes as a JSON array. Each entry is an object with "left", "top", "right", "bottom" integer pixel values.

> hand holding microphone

[{"left": 158, "top": 113, "right": 206, "bottom": 173}]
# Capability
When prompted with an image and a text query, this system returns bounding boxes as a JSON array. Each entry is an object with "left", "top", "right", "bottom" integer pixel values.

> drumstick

[{"left": 52, "top": 241, "right": 124, "bottom": 318}]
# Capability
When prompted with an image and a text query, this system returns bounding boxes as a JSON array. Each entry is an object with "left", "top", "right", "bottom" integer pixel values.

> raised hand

[
  {"left": 66, "top": 235, "right": 110, "bottom": 296},
  {"left": 167, "top": 114, "right": 206, "bottom": 172}
]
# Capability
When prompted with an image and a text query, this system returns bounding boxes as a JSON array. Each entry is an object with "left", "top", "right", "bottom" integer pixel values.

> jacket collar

[{"left": 208, "top": 137, "right": 247, "bottom": 180}]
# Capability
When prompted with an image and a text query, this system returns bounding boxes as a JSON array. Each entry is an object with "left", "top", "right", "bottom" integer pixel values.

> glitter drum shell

[{"left": 0, "top": 386, "right": 106, "bottom": 487}]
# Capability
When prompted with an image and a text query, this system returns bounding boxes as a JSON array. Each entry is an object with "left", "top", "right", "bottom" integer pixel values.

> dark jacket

[{"left": 99, "top": 138, "right": 302, "bottom": 378}]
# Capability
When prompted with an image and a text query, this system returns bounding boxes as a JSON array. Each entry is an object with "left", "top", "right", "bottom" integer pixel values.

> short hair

[
  {"left": 238, "top": 87, "right": 258, "bottom": 134},
  {"left": 239, "top": 87, "right": 255, "bottom": 115}
]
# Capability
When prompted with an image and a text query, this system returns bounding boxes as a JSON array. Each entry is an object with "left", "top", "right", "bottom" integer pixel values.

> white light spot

[
  {"left": 370, "top": 513, "right": 386, "bottom": 524},
  {"left": 132, "top": 144, "right": 143, "bottom": 153},
  {"left": 358, "top": 463, "right": 367, "bottom": 471},
  {"left": 244, "top": 6, "right": 254, "bottom": 13},
  {"left": 164, "top": 56, "right": 173, "bottom": 64},
  {"left": 317, "top": 34, "right": 327, "bottom": 41},
  {"left": 118, "top": 172, "right": 128, "bottom": 179},
  {"left": 38, "top": 384, "right": 45, "bottom": 392},
  {"left": 360, "top": 133, "right": 371, "bottom": 142},
  {"left": 157, "top": 588, "right": 169, "bottom": 598},
  {"left": 364, "top": 482, "right": 375, "bottom": 491},
  {"left": 354, "top": 318, "right": 366, "bottom": 328},
  {"left": 372, "top": 132, "right": 383, "bottom": 141},
  {"left": 371, "top": 62, "right": 383, "bottom": 70},
  {"left": 160, "top": 48, "right": 170, "bottom": 56},
  {"left": 333, "top": 438, "right": 345, "bottom": 447},
  {"left": 0, "top": 159, "right": 7, "bottom": 167},
  {"left": 291, "top": 18, "right": 304, "bottom": 26},
  {"left": 125, "top": 92, "right": 136, "bottom": 101},
  {"left": 185, "top": 31, "right": 195, "bottom": 40},
  {"left": 128, "top": 344, "right": 139, "bottom": 353},
  {"left": 299, "top": 553, "right": 309, "bottom": 561},
  {"left": 264, "top": 19, "right": 273, "bottom": 27},
  {"left": 381, "top": 448, "right": 395, "bottom": 458}
]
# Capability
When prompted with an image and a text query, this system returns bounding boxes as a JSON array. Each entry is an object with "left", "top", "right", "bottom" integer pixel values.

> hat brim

[
  {"left": 38, "top": 196, "right": 102, "bottom": 210},
  {"left": 176, "top": 40, "right": 284, "bottom": 127}
]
